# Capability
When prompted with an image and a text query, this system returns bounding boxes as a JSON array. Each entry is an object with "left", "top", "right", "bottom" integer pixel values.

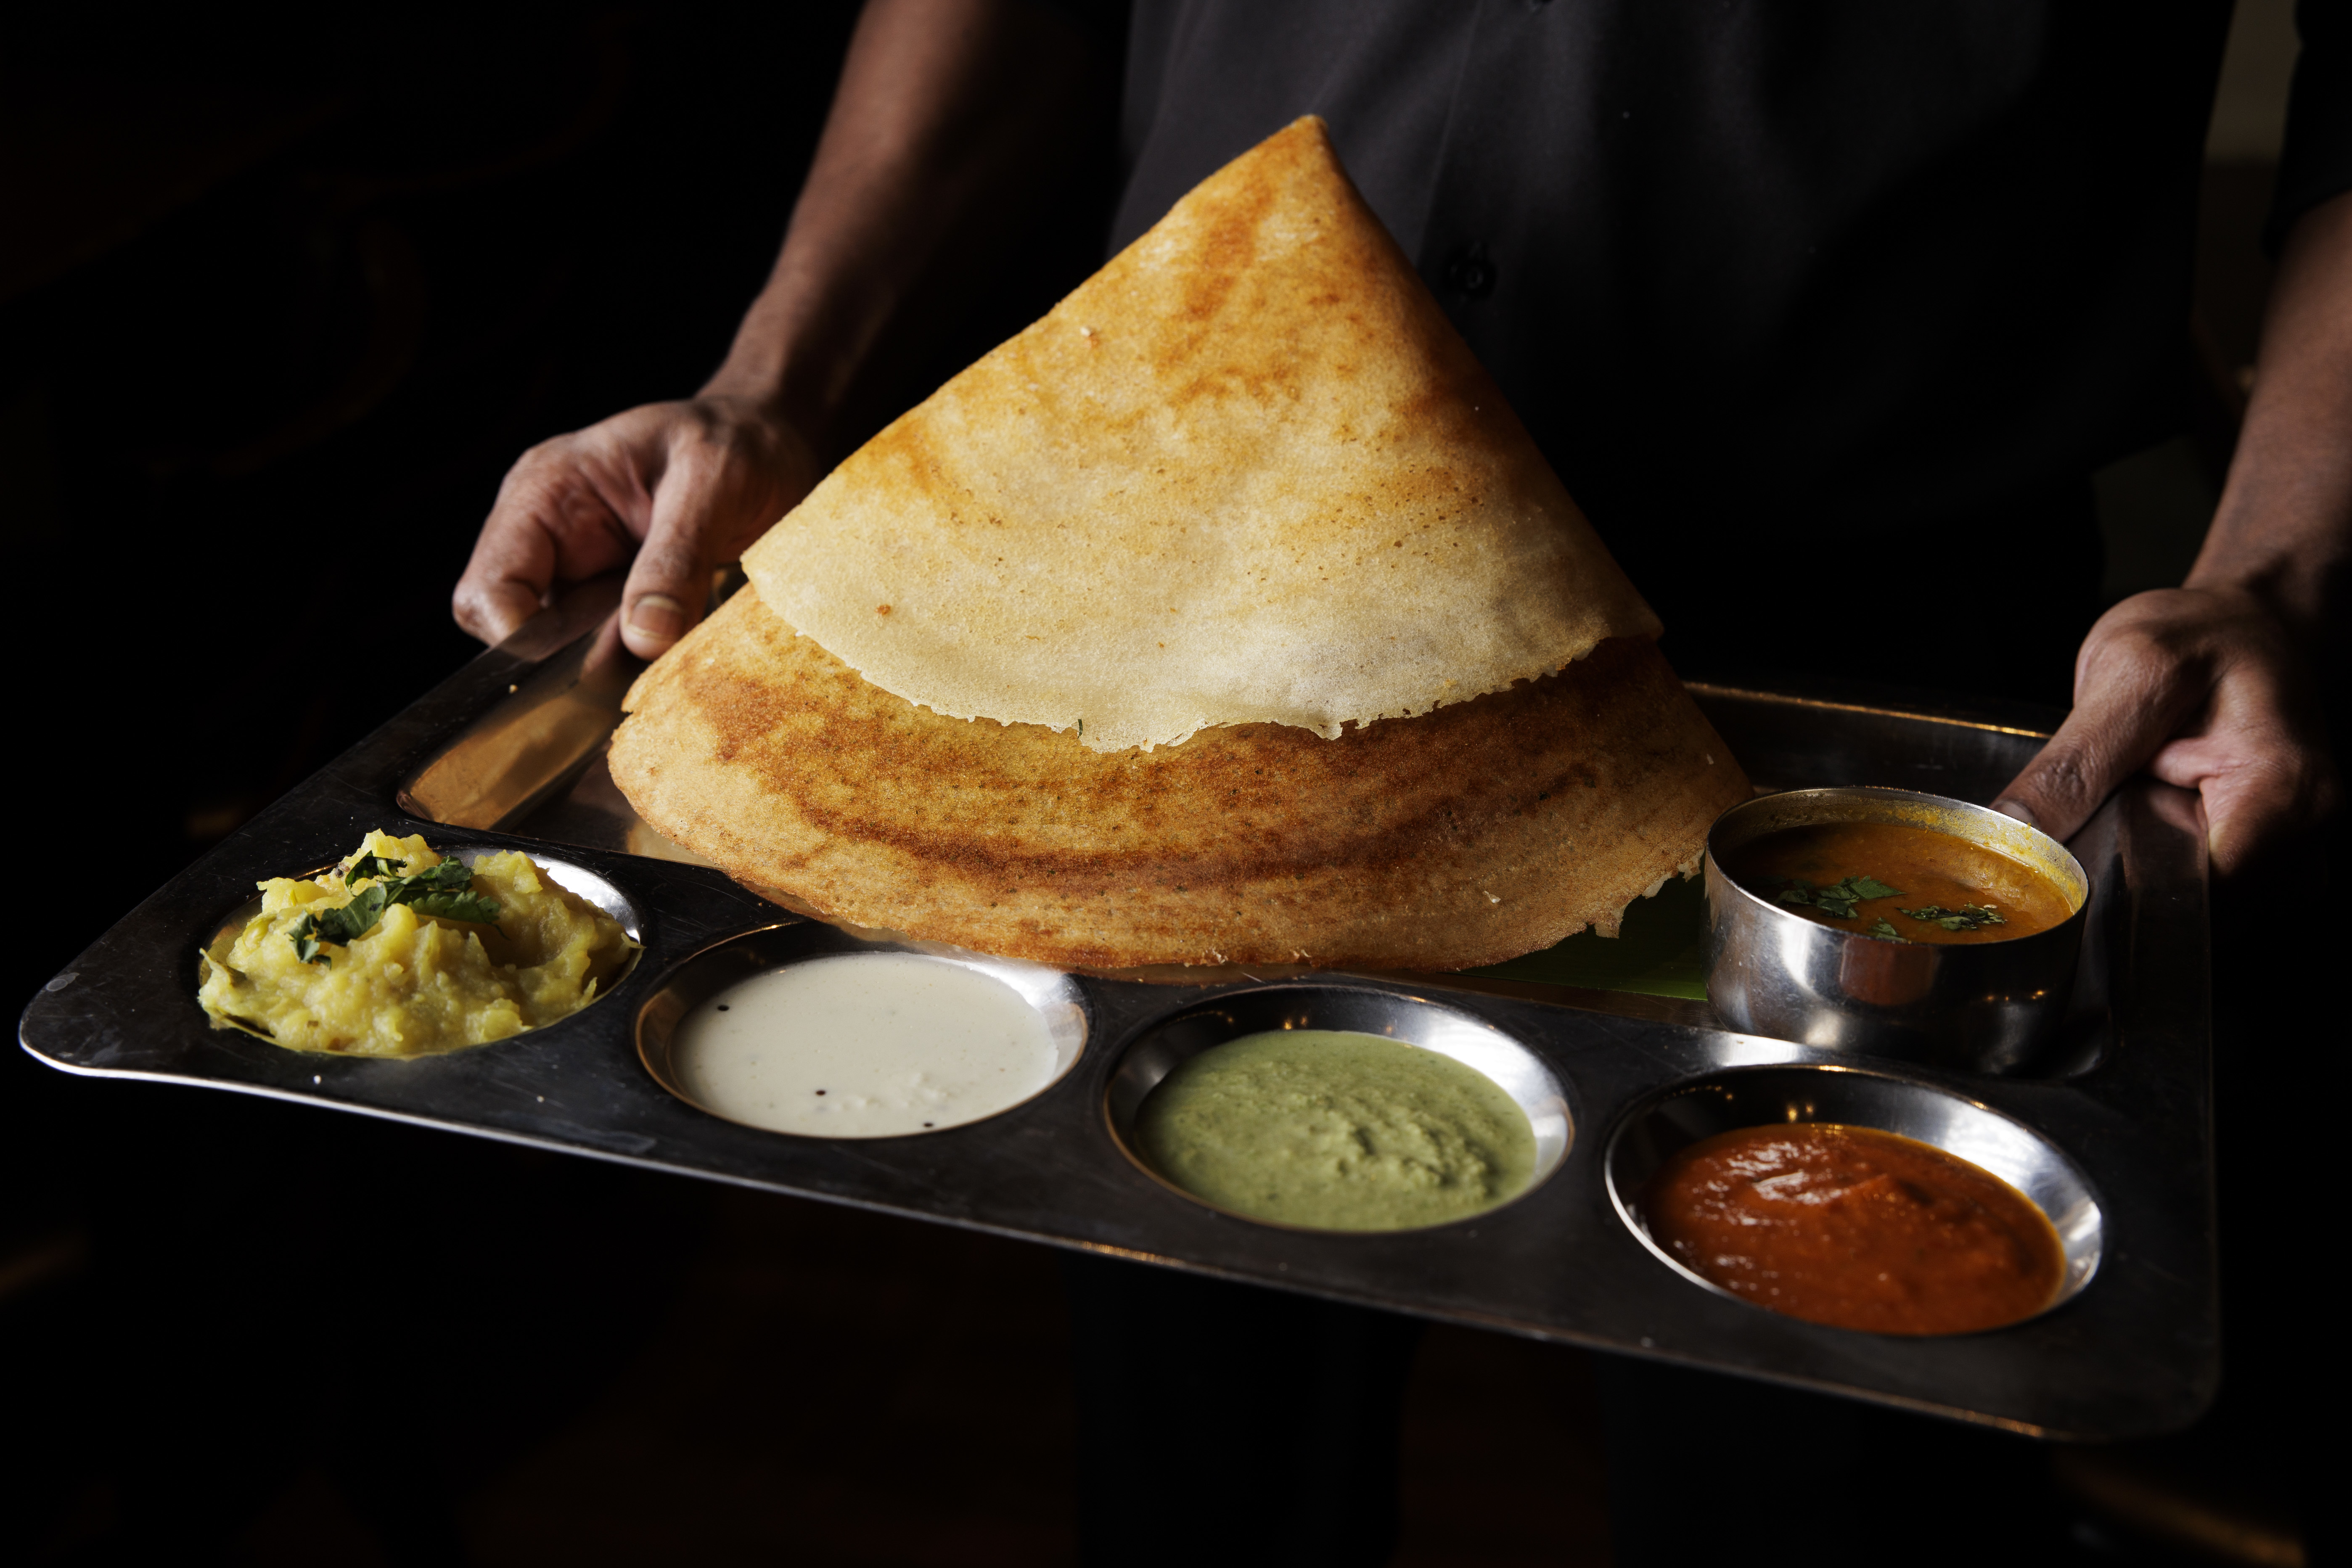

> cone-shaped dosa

[{"left": 611, "top": 119, "right": 1748, "bottom": 969}]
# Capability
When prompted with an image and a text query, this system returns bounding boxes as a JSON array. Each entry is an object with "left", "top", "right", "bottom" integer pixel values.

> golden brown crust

[{"left": 610, "top": 592, "right": 1750, "bottom": 970}]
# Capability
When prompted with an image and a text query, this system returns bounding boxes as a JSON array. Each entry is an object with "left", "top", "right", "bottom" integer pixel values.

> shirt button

[{"left": 1443, "top": 243, "right": 1497, "bottom": 301}]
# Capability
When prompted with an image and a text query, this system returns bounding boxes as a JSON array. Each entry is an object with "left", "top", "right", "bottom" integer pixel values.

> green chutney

[{"left": 1133, "top": 1029, "right": 1538, "bottom": 1231}]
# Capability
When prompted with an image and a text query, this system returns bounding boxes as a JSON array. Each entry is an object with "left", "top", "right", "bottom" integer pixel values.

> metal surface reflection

[
  {"left": 1101, "top": 983, "right": 1572, "bottom": 1230},
  {"left": 1703, "top": 787, "right": 2089, "bottom": 1071},
  {"left": 1604, "top": 1063, "right": 2104, "bottom": 1327}
]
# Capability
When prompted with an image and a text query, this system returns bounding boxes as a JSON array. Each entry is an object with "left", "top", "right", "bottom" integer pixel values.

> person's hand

[
  {"left": 453, "top": 395, "right": 820, "bottom": 659},
  {"left": 454, "top": 0, "right": 1099, "bottom": 659},
  {"left": 1992, "top": 587, "right": 2336, "bottom": 875}
]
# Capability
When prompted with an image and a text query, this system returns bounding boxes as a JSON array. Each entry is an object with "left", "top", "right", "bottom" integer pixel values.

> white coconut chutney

[{"left": 669, "top": 952, "right": 1061, "bottom": 1137}]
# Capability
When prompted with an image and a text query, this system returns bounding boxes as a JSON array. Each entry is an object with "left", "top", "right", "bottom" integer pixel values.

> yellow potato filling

[{"left": 198, "top": 830, "right": 636, "bottom": 1058}]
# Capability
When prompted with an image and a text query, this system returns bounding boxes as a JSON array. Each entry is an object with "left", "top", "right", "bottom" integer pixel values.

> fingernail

[
  {"left": 1992, "top": 799, "right": 2038, "bottom": 829},
  {"left": 627, "top": 593, "right": 685, "bottom": 642}
]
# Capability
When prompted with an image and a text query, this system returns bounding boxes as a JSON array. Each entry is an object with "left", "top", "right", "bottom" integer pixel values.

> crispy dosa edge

[
  {"left": 611, "top": 591, "right": 1749, "bottom": 970},
  {"left": 743, "top": 116, "right": 1659, "bottom": 753}
]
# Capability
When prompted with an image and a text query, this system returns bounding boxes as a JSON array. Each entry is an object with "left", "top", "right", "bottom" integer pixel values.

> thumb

[
  {"left": 1992, "top": 655, "right": 2199, "bottom": 843},
  {"left": 455, "top": 465, "right": 568, "bottom": 646},
  {"left": 457, "top": 563, "right": 550, "bottom": 649}
]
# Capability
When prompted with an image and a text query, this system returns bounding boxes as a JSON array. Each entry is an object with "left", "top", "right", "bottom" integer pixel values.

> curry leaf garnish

[
  {"left": 311, "top": 884, "right": 392, "bottom": 946},
  {"left": 1899, "top": 903, "right": 2006, "bottom": 932},
  {"left": 406, "top": 888, "right": 503, "bottom": 924},
  {"left": 1865, "top": 918, "right": 1910, "bottom": 943},
  {"left": 292, "top": 854, "right": 500, "bottom": 962},
  {"left": 396, "top": 862, "right": 500, "bottom": 923},
  {"left": 1774, "top": 873, "right": 1902, "bottom": 921},
  {"left": 1812, "top": 874, "right": 1901, "bottom": 920},
  {"left": 402, "top": 859, "right": 478, "bottom": 894},
  {"left": 288, "top": 892, "right": 386, "bottom": 966}
]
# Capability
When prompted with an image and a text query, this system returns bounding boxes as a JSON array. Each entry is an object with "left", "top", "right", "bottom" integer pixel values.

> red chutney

[{"left": 1640, "top": 1123, "right": 2065, "bottom": 1335}]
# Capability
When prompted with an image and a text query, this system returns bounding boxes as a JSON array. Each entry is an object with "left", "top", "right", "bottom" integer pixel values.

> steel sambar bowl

[{"left": 1703, "top": 787, "right": 2087, "bottom": 1072}]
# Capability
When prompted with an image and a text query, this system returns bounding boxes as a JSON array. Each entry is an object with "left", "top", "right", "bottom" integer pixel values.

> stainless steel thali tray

[{"left": 18, "top": 579, "right": 2215, "bottom": 1439}]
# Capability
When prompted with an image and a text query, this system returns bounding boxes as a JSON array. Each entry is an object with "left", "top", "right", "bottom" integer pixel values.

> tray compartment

[
  {"left": 637, "top": 923, "right": 1090, "bottom": 1135},
  {"left": 1603, "top": 1063, "right": 2103, "bottom": 1322},
  {"left": 1103, "top": 983, "right": 1572, "bottom": 1227},
  {"left": 195, "top": 844, "right": 649, "bottom": 1050}
]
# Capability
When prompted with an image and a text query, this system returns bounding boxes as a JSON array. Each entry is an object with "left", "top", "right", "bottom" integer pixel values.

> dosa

[{"left": 611, "top": 116, "right": 1749, "bottom": 969}]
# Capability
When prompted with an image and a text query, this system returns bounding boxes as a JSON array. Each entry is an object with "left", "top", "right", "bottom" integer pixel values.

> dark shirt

[{"left": 1071, "top": 0, "right": 2351, "bottom": 701}]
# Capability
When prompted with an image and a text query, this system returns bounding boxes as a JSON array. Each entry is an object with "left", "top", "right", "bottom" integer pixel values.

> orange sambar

[
  {"left": 1640, "top": 1123, "right": 2065, "bottom": 1335},
  {"left": 1722, "top": 820, "right": 2074, "bottom": 944}
]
